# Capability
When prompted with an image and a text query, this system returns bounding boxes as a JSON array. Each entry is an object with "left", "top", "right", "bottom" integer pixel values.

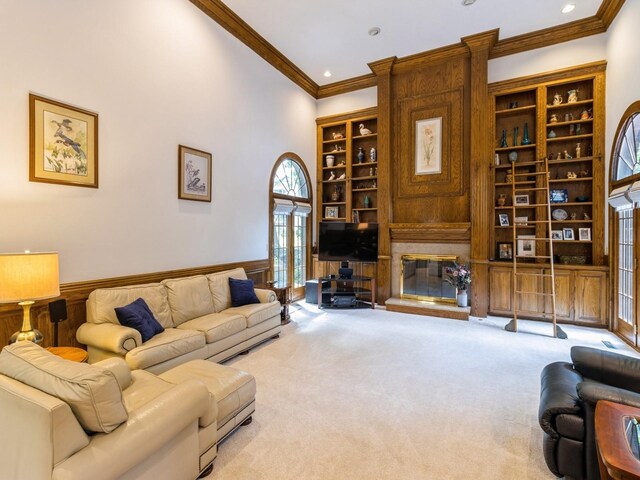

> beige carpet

[{"left": 205, "top": 303, "right": 636, "bottom": 480}]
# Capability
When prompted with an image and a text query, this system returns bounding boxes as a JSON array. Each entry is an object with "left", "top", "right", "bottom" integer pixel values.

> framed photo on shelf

[
  {"left": 563, "top": 228, "right": 575, "bottom": 241},
  {"left": 514, "top": 194, "right": 529, "bottom": 205},
  {"left": 551, "top": 230, "right": 564, "bottom": 240},
  {"left": 514, "top": 216, "right": 528, "bottom": 225},
  {"left": 29, "top": 94, "right": 99, "bottom": 188},
  {"left": 578, "top": 228, "right": 591, "bottom": 241},
  {"left": 517, "top": 235, "right": 536, "bottom": 257},
  {"left": 178, "top": 145, "right": 212, "bottom": 202},
  {"left": 325, "top": 206, "right": 339, "bottom": 219},
  {"left": 550, "top": 189, "right": 569, "bottom": 203},
  {"left": 352, "top": 209, "right": 360, "bottom": 223},
  {"left": 497, "top": 242, "right": 513, "bottom": 261},
  {"left": 498, "top": 213, "right": 510, "bottom": 226}
]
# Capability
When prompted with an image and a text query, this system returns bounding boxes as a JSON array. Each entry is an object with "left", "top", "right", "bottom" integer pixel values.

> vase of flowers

[{"left": 445, "top": 262, "right": 471, "bottom": 307}]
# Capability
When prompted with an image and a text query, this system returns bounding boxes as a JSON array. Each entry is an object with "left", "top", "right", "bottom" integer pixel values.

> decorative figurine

[
  {"left": 553, "top": 93, "right": 563, "bottom": 105},
  {"left": 576, "top": 143, "right": 581, "bottom": 158},
  {"left": 369, "top": 167, "right": 374, "bottom": 176},
  {"left": 564, "top": 113, "right": 573, "bottom": 122},
  {"left": 338, "top": 159, "right": 345, "bottom": 166},
  {"left": 567, "top": 89, "right": 579, "bottom": 103},
  {"left": 337, "top": 172, "right": 346, "bottom": 180},
  {"left": 571, "top": 212, "right": 577, "bottom": 220},
  {"left": 548, "top": 130, "right": 557, "bottom": 139},
  {"left": 370, "top": 147, "right": 377, "bottom": 162},
  {"left": 549, "top": 114, "right": 559, "bottom": 124},
  {"left": 495, "top": 153, "right": 501, "bottom": 166},
  {"left": 579, "top": 169, "right": 589, "bottom": 178},
  {"left": 328, "top": 171, "right": 335, "bottom": 181},
  {"left": 372, "top": 179, "right": 377, "bottom": 188},
  {"left": 509, "top": 101, "right": 519, "bottom": 109},
  {"left": 500, "top": 129, "right": 508, "bottom": 148},
  {"left": 521, "top": 123, "right": 531, "bottom": 145},
  {"left": 332, "top": 132, "right": 344, "bottom": 140},
  {"left": 359, "top": 124, "right": 373, "bottom": 136},
  {"left": 584, "top": 212, "right": 591, "bottom": 220},
  {"left": 505, "top": 169, "right": 513, "bottom": 183},
  {"left": 564, "top": 150, "right": 573, "bottom": 160},
  {"left": 557, "top": 152, "right": 562, "bottom": 160},
  {"left": 497, "top": 194, "right": 507, "bottom": 207},
  {"left": 567, "top": 171, "right": 577, "bottom": 179},
  {"left": 580, "top": 108, "right": 592, "bottom": 120},
  {"left": 331, "top": 186, "right": 340, "bottom": 202},
  {"left": 357, "top": 147, "right": 365, "bottom": 163}
]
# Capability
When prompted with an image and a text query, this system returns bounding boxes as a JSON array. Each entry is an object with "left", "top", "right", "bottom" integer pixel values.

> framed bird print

[
  {"left": 29, "top": 94, "right": 98, "bottom": 188},
  {"left": 178, "top": 145, "right": 212, "bottom": 202}
]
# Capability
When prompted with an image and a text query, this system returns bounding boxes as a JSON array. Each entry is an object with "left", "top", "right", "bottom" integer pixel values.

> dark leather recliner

[{"left": 539, "top": 346, "right": 640, "bottom": 480}]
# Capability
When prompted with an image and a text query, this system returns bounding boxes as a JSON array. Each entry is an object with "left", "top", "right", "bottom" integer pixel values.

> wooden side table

[
  {"left": 595, "top": 400, "right": 640, "bottom": 480},
  {"left": 46, "top": 346, "right": 89, "bottom": 363},
  {"left": 256, "top": 284, "right": 291, "bottom": 325}
]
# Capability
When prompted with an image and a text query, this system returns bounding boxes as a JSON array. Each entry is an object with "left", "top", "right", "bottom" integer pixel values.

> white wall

[
  {"left": 488, "top": 34, "right": 607, "bottom": 84},
  {"left": 605, "top": 0, "right": 640, "bottom": 176},
  {"left": 0, "top": 0, "right": 316, "bottom": 283},
  {"left": 316, "top": 87, "right": 377, "bottom": 118}
]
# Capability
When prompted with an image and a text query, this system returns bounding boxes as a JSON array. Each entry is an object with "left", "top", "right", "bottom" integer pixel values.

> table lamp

[{"left": 0, "top": 252, "right": 60, "bottom": 344}]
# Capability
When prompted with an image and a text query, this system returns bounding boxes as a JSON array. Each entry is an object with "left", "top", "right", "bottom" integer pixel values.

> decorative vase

[
  {"left": 500, "top": 129, "right": 508, "bottom": 148},
  {"left": 457, "top": 290, "right": 468, "bottom": 307},
  {"left": 513, "top": 126, "right": 519, "bottom": 147},
  {"left": 521, "top": 123, "right": 531, "bottom": 145},
  {"left": 370, "top": 147, "right": 377, "bottom": 162},
  {"left": 326, "top": 155, "right": 335, "bottom": 167},
  {"left": 357, "top": 147, "right": 365, "bottom": 163},
  {"left": 363, "top": 195, "right": 370, "bottom": 208},
  {"left": 331, "top": 186, "right": 340, "bottom": 202},
  {"left": 497, "top": 194, "right": 507, "bottom": 206}
]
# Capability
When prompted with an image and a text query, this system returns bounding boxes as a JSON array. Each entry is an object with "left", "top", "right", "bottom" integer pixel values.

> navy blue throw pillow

[
  {"left": 229, "top": 278, "right": 260, "bottom": 307},
  {"left": 114, "top": 298, "right": 164, "bottom": 343}
]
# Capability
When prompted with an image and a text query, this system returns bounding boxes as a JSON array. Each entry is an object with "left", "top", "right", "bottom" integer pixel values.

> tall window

[
  {"left": 610, "top": 101, "right": 640, "bottom": 346},
  {"left": 270, "top": 154, "right": 312, "bottom": 300}
]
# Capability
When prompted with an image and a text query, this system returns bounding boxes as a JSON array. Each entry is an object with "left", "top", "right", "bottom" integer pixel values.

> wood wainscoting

[{"left": 0, "top": 259, "right": 271, "bottom": 348}]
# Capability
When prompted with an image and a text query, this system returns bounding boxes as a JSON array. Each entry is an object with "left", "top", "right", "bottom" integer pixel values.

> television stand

[{"left": 317, "top": 275, "right": 375, "bottom": 309}]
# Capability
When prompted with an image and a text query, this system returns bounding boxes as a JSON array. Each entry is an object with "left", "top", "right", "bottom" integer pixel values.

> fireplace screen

[{"left": 401, "top": 255, "right": 457, "bottom": 304}]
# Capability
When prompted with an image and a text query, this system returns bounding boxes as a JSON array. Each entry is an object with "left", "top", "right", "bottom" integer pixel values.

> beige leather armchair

[{"left": 0, "top": 343, "right": 211, "bottom": 480}]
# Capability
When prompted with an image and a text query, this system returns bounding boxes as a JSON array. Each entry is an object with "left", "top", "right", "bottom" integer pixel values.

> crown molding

[
  {"left": 191, "top": 0, "right": 624, "bottom": 99},
  {"left": 189, "top": 0, "right": 319, "bottom": 98}
]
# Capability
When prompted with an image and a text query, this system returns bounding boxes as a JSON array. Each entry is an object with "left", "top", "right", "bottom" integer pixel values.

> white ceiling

[{"left": 221, "top": 0, "right": 602, "bottom": 85}]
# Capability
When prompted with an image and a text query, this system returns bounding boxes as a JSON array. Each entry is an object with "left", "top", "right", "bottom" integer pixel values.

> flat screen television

[{"left": 318, "top": 222, "right": 378, "bottom": 263}]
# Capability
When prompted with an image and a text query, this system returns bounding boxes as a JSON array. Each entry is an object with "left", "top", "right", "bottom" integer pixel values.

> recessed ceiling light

[
  {"left": 462, "top": 0, "right": 476, "bottom": 5},
  {"left": 323, "top": 70, "right": 332, "bottom": 78},
  {"left": 368, "top": 27, "right": 381, "bottom": 36},
  {"left": 562, "top": 4, "right": 575, "bottom": 13}
]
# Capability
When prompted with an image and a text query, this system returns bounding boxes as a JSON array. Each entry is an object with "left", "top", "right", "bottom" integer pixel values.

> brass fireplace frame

[{"left": 400, "top": 254, "right": 458, "bottom": 305}]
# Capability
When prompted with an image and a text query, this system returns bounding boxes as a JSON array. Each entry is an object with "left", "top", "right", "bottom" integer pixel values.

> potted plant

[{"left": 445, "top": 262, "right": 471, "bottom": 307}]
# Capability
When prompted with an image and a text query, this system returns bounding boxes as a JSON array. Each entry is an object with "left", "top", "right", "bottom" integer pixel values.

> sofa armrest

[
  {"left": 76, "top": 323, "right": 142, "bottom": 355},
  {"left": 577, "top": 381, "right": 640, "bottom": 408},
  {"left": 571, "top": 346, "right": 640, "bottom": 393},
  {"left": 539, "top": 361, "right": 583, "bottom": 439},
  {"left": 255, "top": 288, "right": 277, "bottom": 303},
  {"left": 93, "top": 357, "right": 132, "bottom": 390},
  {"left": 52, "top": 380, "right": 209, "bottom": 480}
]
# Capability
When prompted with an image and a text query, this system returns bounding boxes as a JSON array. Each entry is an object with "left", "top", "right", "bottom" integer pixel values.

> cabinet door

[
  {"left": 489, "top": 267, "right": 512, "bottom": 313},
  {"left": 544, "top": 270, "right": 572, "bottom": 321},
  {"left": 575, "top": 271, "right": 608, "bottom": 325},
  {"left": 516, "top": 268, "right": 544, "bottom": 315}
]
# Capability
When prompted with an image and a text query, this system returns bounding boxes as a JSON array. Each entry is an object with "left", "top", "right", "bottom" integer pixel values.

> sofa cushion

[
  {"left": 125, "top": 328, "right": 206, "bottom": 371},
  {"left": 226, "top": 301, "right": 281, "bottom": 328},
  {"left": 121, "top": 369, "right": 174, "bottom": 413},
  {"left": 88, "top": 283, "right": 173, "bottom": 329},
  {"left": 115, "top": 298, "right": 164, "bottom": 342},
  {"left": 207, "top": 268, "right": 247, "bottom": 312},
  {"left": 0, "top": 342, "right": 127, "bottom": 433},
  {"left": 177, "top": 312, "right": 246, "bottom": 343},
  {"left": 229, "top": 278, "right": 260, "bottom": 307},
  {"left": 162, "top": 275, "right": 215, "bottom": 326}
]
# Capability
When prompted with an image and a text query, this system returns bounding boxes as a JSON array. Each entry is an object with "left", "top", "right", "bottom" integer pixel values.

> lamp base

[{"left": 9, "top": 328, "right": 44, "bottom": 344}]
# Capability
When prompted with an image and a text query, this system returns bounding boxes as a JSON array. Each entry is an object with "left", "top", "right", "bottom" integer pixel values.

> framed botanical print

[
  {"left": 178, "top": 145, "right": 212, "bottom": 202},
  {"left": 29, "top": 94, "right": 98, "bottom": 188},
  {"left": 415, "top": 117, "right": 442, "bottom": 175}
]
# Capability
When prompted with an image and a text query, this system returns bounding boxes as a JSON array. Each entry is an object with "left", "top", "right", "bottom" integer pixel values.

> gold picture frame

[
  {"left": 29, "top": 94, "right": 98, "bottom": 188},
  {"left": 325, "top": 206, "right": 339, "bottom": 219},
  {"left": 178, "top": 145, "right": 212, "bottom": 202}
]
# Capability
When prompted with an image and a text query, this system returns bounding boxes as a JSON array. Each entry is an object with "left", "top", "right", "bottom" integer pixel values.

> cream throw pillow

[{"left": 0, "top": 342, "right": 128, "bottom": 433}]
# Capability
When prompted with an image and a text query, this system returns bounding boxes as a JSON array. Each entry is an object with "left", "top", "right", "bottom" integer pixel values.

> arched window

[
  {"left": 270, "top": 153, "right": 312, "bottom": 300},
  {"left": 609, "top": 101, "right": 640, "bottom": 347}
]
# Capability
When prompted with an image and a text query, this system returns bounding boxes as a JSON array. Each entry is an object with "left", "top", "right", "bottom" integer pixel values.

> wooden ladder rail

[{"left": 504, "top": 158, "right": 567, "bottom": 339}]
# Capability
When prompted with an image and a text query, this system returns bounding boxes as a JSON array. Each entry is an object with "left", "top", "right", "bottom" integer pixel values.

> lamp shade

[{"left": 0, "top": 252, "right": 60, "bottom": 303}]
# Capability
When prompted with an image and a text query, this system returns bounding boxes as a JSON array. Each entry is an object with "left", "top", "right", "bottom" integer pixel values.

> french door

[{"left": 614, "top": 208, "right": 639, "bottom": 345}]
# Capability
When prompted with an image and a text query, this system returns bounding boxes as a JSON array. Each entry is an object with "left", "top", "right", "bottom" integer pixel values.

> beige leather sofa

[
  {"left": 0, "top": 342, "right": 211, "bottom": 480},
  {"left": 0, "top": 342, "right": 257, "bottom": 480},
  {"left": 76, "top": 268, "right": 281, "bottom": 373}
]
